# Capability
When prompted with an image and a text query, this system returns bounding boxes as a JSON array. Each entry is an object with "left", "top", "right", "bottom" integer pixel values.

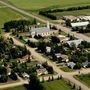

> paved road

[
  {"left": 0, "top": 0, "right": 90, "bottom": 43},
  {"left": 2, "top": 33, "right": 90, "bottom": 90}
]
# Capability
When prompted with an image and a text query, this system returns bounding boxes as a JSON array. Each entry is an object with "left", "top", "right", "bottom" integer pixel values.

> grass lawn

[
  {"left": 2, "top": 79, "right": 74, "bottom": 90},
  {"left": 60, "top": 67, "right": 74, "bottom": 72},
  {"left": 6, "top": 0, "right": 90, "bottom": 11},
  {"left": 74, "top": 74, "right": 90, "bottom": 87}
]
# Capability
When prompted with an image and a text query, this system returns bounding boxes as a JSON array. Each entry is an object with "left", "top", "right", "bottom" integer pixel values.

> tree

[
  {"left": 47, "top": 66, "right": 54, "bottom": 74},
  {"left": 37, "top": 41, "right": 46, "bottom": 53},
  {"left": 48, "top": 76, "right": 51, "bottom": 82},
  {"left": 29, "top": 73, "right": 44, "bottom": 90},
  {"left": 74, "top": 62, "right": 82, "bottom": 69},
  {"left": 9, "top": 71, "right": 17, "bottom": 80},
  {"left": 51, "top": 36, "right": 60, "bottom": 44}
]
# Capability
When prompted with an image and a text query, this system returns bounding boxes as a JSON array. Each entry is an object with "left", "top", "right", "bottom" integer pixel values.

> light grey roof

[
  {"left": 67, "top": 62, "right": 76, "bottom": 69},
  {"left": 71, "top": 22, "right": 89, "bottom": 27},
  {"left": 82, "top": 61, "right": 90, "bottom": 66},
  {"left": 55, "top": 53, "right": 61, "bottom": 58},
  {"left": 31, "top": 27, "right": 50, "bottom": 34},
  {"left": 67, "top": 39, "right": 83, "bottom": 46}
]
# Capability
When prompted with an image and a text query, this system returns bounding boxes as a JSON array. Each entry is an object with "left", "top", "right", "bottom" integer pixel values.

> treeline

[
  {"left": 39, "top": 5, "right": 90, "bottom": 20},
  {"left": 4, "top": 19, "right": 37, "bottom": 32},
  {"left": 39, "top": 12, "right": 57, "bottom": 20}
]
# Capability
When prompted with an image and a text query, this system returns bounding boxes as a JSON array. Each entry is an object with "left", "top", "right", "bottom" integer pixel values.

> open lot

[
  {"left": 74, "top": 74, "right": 90, "bottom": 87},
  {"left": 2, "top": 79, "right": 75, "bottom": 90},
  {"left": 5, "top": 0, "right": 90, "bottom": 11}
]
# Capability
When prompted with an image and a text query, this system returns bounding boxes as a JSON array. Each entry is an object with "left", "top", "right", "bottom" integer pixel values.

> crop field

[
  {"left": 0, "top": 8, "right": 24, "bottom": 33},
  {"left": 6, "top": 0, "right": 90, "bottom": 11}
]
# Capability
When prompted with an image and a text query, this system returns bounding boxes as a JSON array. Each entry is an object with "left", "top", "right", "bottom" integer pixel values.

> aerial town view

[{"left": 0, "top": 0, "right": 90, "bottom": 90}]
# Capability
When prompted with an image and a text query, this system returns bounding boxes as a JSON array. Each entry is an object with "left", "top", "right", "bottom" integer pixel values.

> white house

[{"left": 46, "top": 46, "right": 51, "bottom": 53}]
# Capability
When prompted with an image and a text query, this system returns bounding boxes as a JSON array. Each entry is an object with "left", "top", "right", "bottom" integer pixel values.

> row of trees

[
  {"left": 4, "top": 19, "right": 37, "bottom": 32},
  {"left": 39, "top": 5, "right": 90, "bottom": 20}
]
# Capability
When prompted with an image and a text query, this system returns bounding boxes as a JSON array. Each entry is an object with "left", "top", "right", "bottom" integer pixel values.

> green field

[
  {"left": 6, "top": 0, "right": 90, "bottom": 10},
  {"left": 43, "top": 79, "right": 74, "bottom": 90},
  {"left": 2, "top": 79, "right": 74, "bottom": 90},
  {"left": 74, "top": 74, "right": 90, "bottom": 87},
  {"left": 2, "top": 86, "right": 26, "bottom": 90},
  {"left": 0, "top": 8, "right": 24, "bottom": 33}
]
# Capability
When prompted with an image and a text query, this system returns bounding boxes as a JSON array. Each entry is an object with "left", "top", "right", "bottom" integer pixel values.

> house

[
  {"left": 36, "top": 63, "right": 48, "bottom": 76},
  {"left": 46, "top": 46, "right": 51, "bottom": 53},
  {"left": 54, "top": 53, "right": 61, "bottom": 60},
  {"left": 57, "top": 35, "right": 69, "bottom": 42},
  {"left": 67, "top": 39, "right": 83, "bottom": 46},
  {"left": 61, "top": 55, "right": 69, "bottom": 62},
  {"left": 53, "top": 53, "right": 69, "bottom": 62},
  {"left": 63, "top": 15, "right": 77, "bottom": 22},
  {"left": 22, "top": 72, "right": 29, "bottom": 78},
  {"left": 78, "top": 16, "right": 90, "bottom": 21},
  {"left": 30, "top": 22, "right": 50, "bottom": 37},
  {"left": 67, "top": 62, "right": 76, "bottom": 69},
  {"left": 71, "top": 21, "right": 89, "bottom": 27},
  {"left": 36, "top": 68, "right": 48, "bottom": 76},
  {"left": 82, "top": 61, "right": 90, "bottom": 68}
]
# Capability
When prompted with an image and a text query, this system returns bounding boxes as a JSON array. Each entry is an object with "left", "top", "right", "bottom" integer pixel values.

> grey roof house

[
  {"left": 67, "top": 39, "right": 83, "bottom": 46},
  {"left": 30, "top": 22, "right": 50, "bottom": 37},
  {"left": 67, "top": 62, "right": 76, "bottom": 69}
]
